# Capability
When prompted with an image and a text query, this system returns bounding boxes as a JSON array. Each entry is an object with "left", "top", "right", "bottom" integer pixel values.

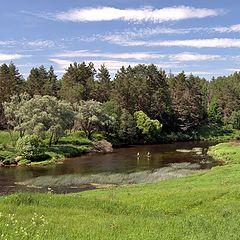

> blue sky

[{"left": 0, "top": 0, "right": 240, "bottom": 79}]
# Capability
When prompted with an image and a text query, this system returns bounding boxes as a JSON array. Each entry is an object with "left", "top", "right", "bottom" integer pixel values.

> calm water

[{"left": 0, "top": 141, "right": 219, "bottom": 195}]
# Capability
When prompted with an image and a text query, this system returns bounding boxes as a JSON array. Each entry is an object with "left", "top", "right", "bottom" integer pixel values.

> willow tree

[{"left": 4, "top": 95, "right": 75, "bottom": 145}]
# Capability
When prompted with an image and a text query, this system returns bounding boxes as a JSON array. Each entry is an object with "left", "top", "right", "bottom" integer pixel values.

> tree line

[{"left": 1, "top": 62, "right": 240, "bottom": 144}]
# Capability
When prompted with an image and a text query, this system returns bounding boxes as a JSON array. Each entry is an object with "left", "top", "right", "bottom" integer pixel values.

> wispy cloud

[
  {"left": 49, "top": 58, "right": 72, "bottom": 69},
  {"left": 0, "top": 53, "right": 29, "bottom": 61},
  {"left": 105, "top": 38, "right": 240, "bottom": 48},
  {"left": 27, "top": 40, "right": 55, "bottom": 48},
  {"left": 226, "top": 68, "right": 240, "bottom": 72},
  {"left": 184, "top": 71, "right": 213, "bottom": 76},
  {"left": 170, "top": 52, "right": 222, "bottom": 61},
  {"left": 50, "top": 58, "right": 142, "bottom": 72},
  {"left": 53, "top": 6, "right": 221, "bottom": 23},
  {"left": 54, "top": 50, "right": 226, "bottom": 62},
  {"left": 214, "top": 24, "right": 240, "bottom": 33},
  {"left": 49, "top": 58, "right": 181, "bottom": 73},
  {"left": 0, "top": 40, "right": 16, "bottom": 46},
  {"left": 54, "top": 50, "right": 165, "bottom": 60}
]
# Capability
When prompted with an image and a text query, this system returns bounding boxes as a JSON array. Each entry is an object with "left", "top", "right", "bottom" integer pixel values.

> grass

[
  {"left": 208, "top": 142, "right": 240, "bottom": 164},
  {"left": 0, "top": 142, "right": 240, "bottom": 239}
]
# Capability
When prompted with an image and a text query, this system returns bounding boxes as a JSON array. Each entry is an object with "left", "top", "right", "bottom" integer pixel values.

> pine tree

[
  {"left": 95, "top": 64, "right": 111, "bottom": 102},
  {"left": 59, "top": 62, "right": 96, "bottom": 103},
  {"left": 27, "top": 65, "right": 48, "bottom": 96},
  {"left": 0, "top": 63, "right": 24, "bottom": 129},
  {"left": 171, "top": 72, "right": 205, "bottom": 131},
  {"left": 44, "top": 66, "right": 58, "bottom": 96}
]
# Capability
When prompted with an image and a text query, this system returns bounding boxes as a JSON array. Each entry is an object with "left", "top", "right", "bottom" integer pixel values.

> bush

[
  {"left": 3, "top": 157, "right": 17, "bottom": 165},
  {"left": 16, "top": 135, "right": 43, "bottom": 160},
  {"left": 0, "top": 150, "right": 15, "bottom": 162}
]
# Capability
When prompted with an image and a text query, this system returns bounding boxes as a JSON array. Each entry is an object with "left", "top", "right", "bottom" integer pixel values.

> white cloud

[
  {"left": 107, "top": 38, "right": 240, "bottom": 48},
  {"left": 226, "top": 68, "right": 240, "bottom": 72},
  {"left": 0, "top": 40, "right": 16, "bottom": 46},
  {"left": 170, "top": 52, "right": 222, "bottom": 61},
  {"left": 54, "top": 50, "right": 165, "bottom": 60},
  {"left": 49, "top": 58, "right": 181, "bottom": 73},
  {"left": 214, "top": 24, "right": 240, "bottom": 33},
  {"left": 0, "top": 53, "right": 28, "bottom": 61},
  {"left": 50, "top": 58, "right": 142, "bottom": 72},
  {"left": 184, "top": 71, "right": 213, "bottom": 75},
  {"left": 54, "top": 6, "right": 220, "bottom": 23},
  {"left": 27, "top": 40, "right": 55, "bottom": 48},
  {"left": 49, "top": 59, "right": 72, "bottom": 69}
]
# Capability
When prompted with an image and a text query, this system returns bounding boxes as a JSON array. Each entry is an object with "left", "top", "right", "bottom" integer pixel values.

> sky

[{"left": 0, "top": 0, "right": 240, "bottom": 79}]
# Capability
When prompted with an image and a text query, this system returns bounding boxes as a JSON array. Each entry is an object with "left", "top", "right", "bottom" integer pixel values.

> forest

[{"left": 0, "top": 61, "right": 240, "bottom": 165}]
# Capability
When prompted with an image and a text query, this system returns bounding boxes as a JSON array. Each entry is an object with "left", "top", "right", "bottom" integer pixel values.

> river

[{"left": 0, "top": 141, "right": 219, "bottom": 195}]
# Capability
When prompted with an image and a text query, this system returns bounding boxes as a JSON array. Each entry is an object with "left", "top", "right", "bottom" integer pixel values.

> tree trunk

[{"left": 49, "top": 132, "right": 53, "bottom": 147}]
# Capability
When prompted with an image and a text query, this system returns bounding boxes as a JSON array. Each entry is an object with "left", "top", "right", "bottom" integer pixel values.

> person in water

[{"left": 147, "top": 152, "right": 151, "bottom": 158}]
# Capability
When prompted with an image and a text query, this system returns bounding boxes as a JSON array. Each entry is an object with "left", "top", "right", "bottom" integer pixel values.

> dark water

[{"left": 0, "top": 141, "right": 219, "bottom": 195}]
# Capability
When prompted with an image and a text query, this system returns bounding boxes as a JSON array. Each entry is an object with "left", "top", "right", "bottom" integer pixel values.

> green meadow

[{"left": 0, "top": 142, "right": 240, "bottom": 239}]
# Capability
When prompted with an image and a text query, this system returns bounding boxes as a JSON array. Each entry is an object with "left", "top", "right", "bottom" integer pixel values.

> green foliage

[
  {"left": 16, "top": 134, "right": 43, "bottom": 160},
  {"left": 94, "top": 64, "right": 111, "bottom": 102},
  {"left": 76, "top": 100, "right": 113, "bottom": 139},
  {"left": 1, "top": 62, "right": 240, "bottom": 145},
  {"left": 118, "top": 109, "right": 136, "bottom": 142},
  {"left": 4, "top": 95, "right": 75, "bottom": 145},
  {"left": 112, "top": 65, "right": 172, "bottom": 124},
  {"left": 230, "top": 110, "right": 240, "bottom": 130},
  {"left": 0, "top": 131, "right": 19, "bottom": 147},
  {"left": 0, "top": 63, "right": 24, "bottom": 129},
  {"left": 46, "top": 144, "right": 91, "bottom": 158},
  {"left": 170, "top": 72, "right": 206, "bottom": 131},
  {"left": 134, "top": 111, "right": 162, "bottom": 141},
  {"left": 0, "top": 150, "right": 15, "bottom": 162},
  {"left": 208, "top": 97, "right": 223, "bottom": 124},
  {"left": 194, "top": 124, "right": 239, "bottom": 141},
  {"left": 59, "top": 62, "right": 95, "bottom": 103},
  {"left": 59, "top": 131, "right": 92, "bottom": 145}
]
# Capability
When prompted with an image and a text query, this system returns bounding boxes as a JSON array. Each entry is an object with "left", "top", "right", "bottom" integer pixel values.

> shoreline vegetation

[
  {"left": 0, "top": 124, "right": 240, "bottom": 167},
  {"left": 0, "top": 142, "right": 239, "bottom": 239}
]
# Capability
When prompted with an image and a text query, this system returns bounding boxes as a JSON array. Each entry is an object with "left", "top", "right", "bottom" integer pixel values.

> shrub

[
  {"left": 3, "top": 157, "right": 17, "bottom": 165},
  {"left": 16, "top": 134, "right": 43, "bottom": 160}
]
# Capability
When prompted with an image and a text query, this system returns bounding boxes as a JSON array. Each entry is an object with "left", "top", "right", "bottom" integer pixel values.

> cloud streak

[
  {"left": 49, "top": 58, "right": 181, "bottom": 73},
  {"left": 54, "top": 50, "right": 165, "bottom": 60},
  {"left": 170, "top": 52, "right": 222, "bottom": 61},
  {"left": 105, "top": 37, "right": 240, "bottom": 48},
  {"left": 214, "top": 24, "right": 240, "bottom": 33},
  {"left": 0, "top": 53, "right": 28, "bottom": 61},
  {"left": 54, "top": 50, "right": 224, "bottom": 62},
  {"left": 53, "top": 6, "right": 220, "bottom": 23}
]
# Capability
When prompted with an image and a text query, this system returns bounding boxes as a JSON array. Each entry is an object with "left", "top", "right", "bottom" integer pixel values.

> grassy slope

[{"left": 0, "top": 143, "right": 240, "bottom": 239}]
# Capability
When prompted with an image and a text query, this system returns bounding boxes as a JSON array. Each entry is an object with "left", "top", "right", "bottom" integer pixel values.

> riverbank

[
  {"left": 208, "top": 142, "right": 240, "bottom": 164},
  {"left": 1, "top": 123, "right": 239, "bottom": 167},
  {"left": 0, "top": 131, "right": 95, "bottom": 166},
  {"left": 0, "top": 142, "right": 240, "bottom": 239}
]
